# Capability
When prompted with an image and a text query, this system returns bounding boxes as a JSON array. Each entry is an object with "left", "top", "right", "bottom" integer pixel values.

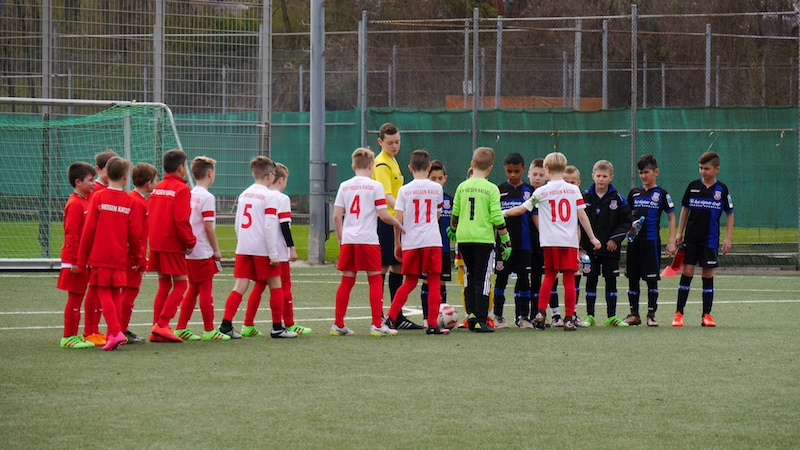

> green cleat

[
  {"left": 240, "top": 325, "right": 263, "bottom": 337},
  {"left": 583, "top": 315, "right": 597, "bottom": 327},
  {"left": 60, "top": 335, "right": 95, "bottom": 349},
  {"left": 605, "top": 315, "right": 630, "bottom": 327},
  {"left": 202, "top": 329, "right": 231, "bottom": 341},
  {"left": 175, "top": 328, "right": 202, "bottom": 341},
  {"left": 286, "top": 324, "right": 312, "bottom": 336}
]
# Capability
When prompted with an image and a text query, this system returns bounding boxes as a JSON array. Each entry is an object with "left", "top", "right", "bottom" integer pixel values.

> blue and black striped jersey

[{"left": 681, "top": 179, "right": 734, "bottom": 249}]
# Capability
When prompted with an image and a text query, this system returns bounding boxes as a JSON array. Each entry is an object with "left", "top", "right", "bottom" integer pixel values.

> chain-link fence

[{"left": 1, "top": 2, "right": 798, "bottom": 266}]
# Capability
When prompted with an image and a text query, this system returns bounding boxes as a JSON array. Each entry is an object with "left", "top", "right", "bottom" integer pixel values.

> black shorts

[
  {"left": 529, "top": 246, "right": 545, "bottom": 276},
  {"left": 583, "top": 254, "right": 620, "bottom": 278},
  {"left": 495, "top": 249, "right": 531, "bottom": 277},
  {"left": 377, "top": 218, "right": 400, "bottom": 267},
  {"left": 683, "top": 242, "right": 720, "bottom": 268},
  {"left": 422, "top": 252, "right": 452, "bottom": 282},
  {"left": 626, "top": 239, "right": 661, "bottom": 280}
]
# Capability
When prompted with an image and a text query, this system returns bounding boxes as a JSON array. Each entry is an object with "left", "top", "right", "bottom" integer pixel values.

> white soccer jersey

[
  {"left": 531, "top": 179, "right": 586, "bottom": 248},
  {"left": 187, "top": 185, "right": 215, "bottom": 260},
  {"left": 275, "top": 191, "right": 292, "bottom": 262},
  {"left": 334, "top": 176, "right": 387, "bottom": 245},
  {"left": 395, "top": 178, "right": 443, "bottom": 250},
  {"left": 234, "top": 183, "right": 278, "bottom": 258}
]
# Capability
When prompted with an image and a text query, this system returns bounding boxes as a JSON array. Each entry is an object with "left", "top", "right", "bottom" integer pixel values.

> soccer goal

[{"left": 0, "top": 98, "right": 184, "bottom": 269}]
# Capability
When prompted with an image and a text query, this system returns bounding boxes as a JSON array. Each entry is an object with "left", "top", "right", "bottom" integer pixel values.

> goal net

[{"left": 0, "top": 99, "right": 182, "bottom": 269}]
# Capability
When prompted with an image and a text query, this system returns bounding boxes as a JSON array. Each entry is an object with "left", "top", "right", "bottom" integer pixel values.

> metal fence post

[
  {"left": 481, "top": 47, "right": 486, "bottom": 108},
  {"left": 392, "top": 45, "right": 398, "bottom": 107},
  {"left": 705, "top": 23, "right": 711, "bottom": 107},
  {"left": 573, "top": 18, "right": 582, "bottom": 111},
  {"left": 154, "top": 0, "right": 164, "bottom": 104},
  {"left": 630, "top": 4, "right": 638, "bottom": 188},
  {"left": 309, "top": 0, "right": 326, "bottom": 264},
  {"left": 716, "top": 55, "right": 720, "bottom": 107},
  {"left": 495, "top": 17, "right": 502, "bottom": 108},
  {"left": 260, "top": 1, "right": 272, "bottom": 157},
  {"left": 472, "top": 8, "right": 479, "bottom": 150},
  {"left": 358, "top": 11, "right": 367, "bottom": 148},
  {"left": 602, "top": 19, "right": 608, "bottom": 110},
  {"left": 643, "top": 53, "right": 648, "bottom": 108},
  {"left": 661, "top": 62, "right": 666, "bottom": 108},
  {"left": 299, "top": 64, "right": 304, "bottom": 112},
  {"left": 463, "top": 20, "right": 469, "bottom": 109}
]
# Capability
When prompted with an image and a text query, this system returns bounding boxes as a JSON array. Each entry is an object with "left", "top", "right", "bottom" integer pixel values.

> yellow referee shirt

[{"left": 371, "top": 150, "right": 403, "bottom": 216}]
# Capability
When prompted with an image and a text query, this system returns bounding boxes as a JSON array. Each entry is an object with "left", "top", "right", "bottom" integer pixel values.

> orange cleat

[
  {"left": 672, "top": 312, "right": 684, "bottom": 327},
  {"left": 458, "top": 318, "right": 469, "bottom": 329},
  {"left": 83, "top": 333, "right": 106, "bottom": 346},
  {"left": 701, "top": 314, "right": 716, "bottom": 327},
  {"left": 486, "top": 317, "right": 497, "bottom": 329},
  {"left": 149, "top": 324, "right": 183, "bottom": 343}
]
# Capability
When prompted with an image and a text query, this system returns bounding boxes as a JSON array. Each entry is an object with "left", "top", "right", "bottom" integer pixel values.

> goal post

[{"left": 0, "top": 97, "right": 184, "bottom": 270}]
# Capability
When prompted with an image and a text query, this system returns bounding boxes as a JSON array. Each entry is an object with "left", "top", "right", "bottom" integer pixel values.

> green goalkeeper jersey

[{"left": 452, "top": 177, "right": 505, "bottom": 244}]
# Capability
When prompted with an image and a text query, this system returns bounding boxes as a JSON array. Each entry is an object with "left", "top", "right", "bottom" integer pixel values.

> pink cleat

[{"left": 102, "top": 331, "right": 128, "bottom": 351}]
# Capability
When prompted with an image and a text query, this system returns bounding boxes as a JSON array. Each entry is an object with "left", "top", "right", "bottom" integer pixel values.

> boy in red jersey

[
  {"left": 175, "top": 157, "right": 229, "bottom": 341},
  {"left": 218, "top": 156, "right": 296, "bottom": 339},
  {"left": 57, "top": 162, "right": 96, "bottom": 349},
  {"left": 331, "top": 148, "right": 405, "bottom": 337},
  {"left": 119, "top": 163, "right": 158, "bottom": 343},
  {"left": 82, "top": 149, "right": 120, "bottom": 346},
  {"left": 148, "top": 149, "right": 197, "bottom": 343},
  {"left": 77, "top": 157, "right": 145, "bottom": 350},
  {"left": 384, "top": 149, "right": 449, "bottom": 335},
  {"left": 270, "top": 163, "right": 312, "bottom": 336}
]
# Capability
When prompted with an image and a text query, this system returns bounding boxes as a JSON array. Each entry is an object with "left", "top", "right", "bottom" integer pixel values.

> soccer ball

[{"left": 437, "top": 304, "right": 458, "bottom": 330}]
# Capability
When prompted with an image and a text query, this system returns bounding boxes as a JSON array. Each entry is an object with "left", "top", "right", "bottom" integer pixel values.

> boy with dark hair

[
  {"left": 582, "top": 160, "right": 633, "bottom": 327},
  {"left": 423, "top": 160, "right": 451, "bottom": 325},
  {"left": 148, "top": 149, "right": 197, "bottom": 343},
  {"left": 623, "top": 154, "right": 676, "bottom": 327},
  {"left": 57, "top": 162, "right": 96, "bottom": 349},
  {"left": 119, "top": 162, "right": 158, "bottom": 343},
  {"left": 493, "top": 152, "right": 534, "bottom": 329},
  {"left": 82, "top": 149, "right": 120, "bottom": 346},
  {"left": 385, "top": 150, "right": 448, "bottom": 335},
  {"left": 176, "top": 157, "right": 229, "bottom": 341},
  {"left": 672, "top": 151, "right": 734, "bottom": 327},
  {"left": 448, "top": 147, "right": 510, "bottom": 333},
  {"left": 332, "top": 148, "right": 405, "bottom": 337},
  {"left": 77, "top": 157, "right": 145, "bottom": 351}
]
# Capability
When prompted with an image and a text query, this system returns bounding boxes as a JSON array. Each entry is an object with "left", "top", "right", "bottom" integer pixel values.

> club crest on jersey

[
  {"left": 714, "top": 191, "right": 722, "bottom": 200},
  {"left": 609, "top": 200, "right": 618, "bottom": 210},
  {"left": 495, "top": 261, "right": 504, "bottom": 271},
  {"left": 523, "top": 191, "right": 531, "bottom": 200},
  {"left": 583, "top": 263, "right": 592, "bottom": 274},
  {"left": 651, "top": 192, "right": 660, "bottom": 202},
  {"left": 443, "top": 199, "right": 451, "bottom": 209}
]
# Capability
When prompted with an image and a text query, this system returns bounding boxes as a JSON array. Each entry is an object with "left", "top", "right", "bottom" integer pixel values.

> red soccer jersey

[
  {"left": 78, "top": 188, "right": 143, "bottom": 270},
  {"left": 60, "top": 193, "right": 90, "bottom": 268},
  {"left": 128, "top": 190, "right": 149, "bottom": 267},
  {"left": 148, "top": 173, "right": 196, "bottom": 253}
]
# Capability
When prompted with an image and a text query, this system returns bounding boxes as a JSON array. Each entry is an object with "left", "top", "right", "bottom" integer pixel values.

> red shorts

[
  {"left": 234, "top": 254, "right": 279, "bottom": 281},
  {"left": 188, "top": 257, "right": 220, "bottom": 283},
  {"left": 56, "top": 267, "right": 89, "bottom": 294},
  {"left": 148, "top": 251, "right": 188, "bottom": 276},
  {"left": 337, "top": 244, "right": 381, "bottom": 273},
  {"left": 90, "top": 267, "right": 127, "bottom": 287},
  {"left": 401, "top": 247, "right": 443, "bottom": 276},
  {"left": 542, "top": 247, "right": 579, "bottom": 272}
]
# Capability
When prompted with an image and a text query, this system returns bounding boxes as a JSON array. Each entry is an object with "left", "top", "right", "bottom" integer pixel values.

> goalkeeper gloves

[
  {"left": 499, "top": 233, "right": 512, "bottom": 261},
  {"left": 446, "top": 226, "right": 457, "bottom": 243}
]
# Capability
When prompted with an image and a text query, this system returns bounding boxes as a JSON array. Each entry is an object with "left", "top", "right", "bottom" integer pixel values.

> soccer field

[{"left": 1, "top": 267, "right": 799, "bottom": 449}]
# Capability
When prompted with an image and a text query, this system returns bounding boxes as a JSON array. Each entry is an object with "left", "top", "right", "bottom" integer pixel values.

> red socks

[
  {"left": 177, "top": 283, "right": 199, "bottom": 330},
  {"left": 334, "top": 276, "right": 356, "bottom": 328},
  {"left": 63, "top": 291, "right": 84, "bottom": 337},
  {"left": 244, "top": 281, "right": 267, "bottom": 326},
  {"left": 153, "top": 277, "right": 172, "bottom": 324},
  {"left": 269, "top": 287, "right": 285, "bottom": 328},
  {"left": 426, "top": 273, "right": 442, "bottom": 326},
  {"left": 539, "top": 269, "right": 558, "bottom": 311},
  {"left": 97, "top": 286, "right": 121, "bottom": 335},
  {"left": 367, "top": 274, "right": 384, "bottom": 328},
  {"left": 563, "top": 270, "right": 577, "bottom": 317},
  {"left": 388, "top": 275, "right": 418, "bottom": 321},
  {"left": 120, "top": 287, "right": 138, "bottom": 333},
  {"left": 156, "top": 279, "right": 187, "bottom": 327},
  {"left": 223, "top": 290, "right": 244, "bottom": 323}
]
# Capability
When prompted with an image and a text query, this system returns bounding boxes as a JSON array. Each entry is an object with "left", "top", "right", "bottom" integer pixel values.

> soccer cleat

[
  {"left": 467, "top": 313, "right": 477, "bottom": 331},
  {"left": 701, "top": 313, "right": 716, "bottom": 327},
  {"left": 149, "top": 324, "right": 183, "bottom": 343},
  {"left": 84, "top": 333, "right": 106, "bottom": 346},
  {"left": 472, "top": 321, "right": 495, "bottom": 333},
  {"left": 574, "top": 315, "right": 588, "bottom": 328},
  {"left": 493, "top": 316, "right": 509, "bottom": 329},
  {"left": 219, "top": 326, "right": 242, "bottom": 339},
  {"left": 426, "top": 325, "right": 450, "bottom": 335},
  {"left": 102, "top": 331, "right": 128, "bottom": 351},
  {"left": 270, "top": 328, "right": 298, "bottom": 339},
  {"left": 623, "top": 314, "right": 642, "bottom": 326},
  {"left": 383, "top": 315, "right": 396, "bottom": 329},
  {"left": 60, "top": 335, "right": 95, "bottom": 349},
  {"left": 551, "top": 314, "right": 564, "bottom": 327},
  {"left": 583, "top": 315, "right": 597, "bottom": 327},
  {"left": 532, "top": 310, "right": 547, "bottom": 330},
  {"left": 175, "top": 328, "right": 202, "bottom": 341},
  {"left": 486, "top": 316, "right": 497, "bottom": 329},
  {"left": 286, "top": 324, "right": 312, "bottom": 336},
  {"left": 563, "top": 316, "right": 577, "bottom": 331},
  {"left": 672, "top": 312, "right": 684, "bottom": 327},
  {"left": 123, "top": 331, "right": 144, "bottom": 343},
  {"left": 605, "top": 315, "right": 629, "bottom": 327},
  {"left": 240, "top": 325, "right": 264, "bottom": 337},
  {"left": 517, "top": 317, "right": 534, "bottom": 329},
  {"left": 458, "top": 318, "right": 470, "bottom": 329},
  {"left": 202, "top": 329, "right": 231, "bottom": 341},
  {"left": 330, "top": 324, "right": 356, "bottom": 336},
  {"left": 394, "top": 315, "right": 424, "bottom": 330},
  {"left": 646, "top": 313, "right": 659, "bottom": 327},
  {"left": 370, "top": 324, "right": 398, "bottom": 337}
]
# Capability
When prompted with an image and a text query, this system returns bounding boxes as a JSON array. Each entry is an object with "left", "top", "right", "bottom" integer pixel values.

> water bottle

[
  {"left": 580, "top": 253, "right": 591, "bottom": 264},
  {"left": 626, "top": 216, "right": 646, "bottom": 243}
]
